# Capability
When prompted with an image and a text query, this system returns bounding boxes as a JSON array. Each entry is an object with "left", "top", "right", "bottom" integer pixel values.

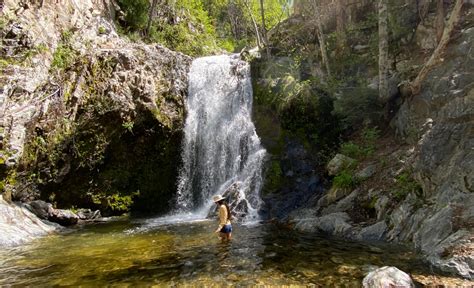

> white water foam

[{"left": 175, "top": 54, "right": 266, "bottom": 221}]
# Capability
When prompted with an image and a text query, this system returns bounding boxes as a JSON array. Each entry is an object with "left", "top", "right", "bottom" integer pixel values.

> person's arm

[{"left": 215, "top": 205, "right": 227, "bottom": 233}]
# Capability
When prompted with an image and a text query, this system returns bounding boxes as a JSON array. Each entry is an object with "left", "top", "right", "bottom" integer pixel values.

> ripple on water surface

[{"left": 0, "top": 218, "right": 466, "bottom": 286}]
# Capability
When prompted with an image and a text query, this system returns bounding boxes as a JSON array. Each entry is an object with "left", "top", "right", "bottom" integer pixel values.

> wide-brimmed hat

[{"left": 212, "top": 195, "right": 225, "bottom": 202}]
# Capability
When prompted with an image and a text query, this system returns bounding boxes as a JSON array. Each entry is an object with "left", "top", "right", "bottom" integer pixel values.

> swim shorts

[{"left": 220, "top": 224, "right": 232, "bottom": 233}]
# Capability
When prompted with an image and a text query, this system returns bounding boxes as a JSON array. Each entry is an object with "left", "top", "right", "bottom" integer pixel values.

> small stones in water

[
  {"left": 226, "top": 274, "right": 240, "bottom": 281},
  {"left": 330, "top": 256, "right": 344, "bottom": 264}
]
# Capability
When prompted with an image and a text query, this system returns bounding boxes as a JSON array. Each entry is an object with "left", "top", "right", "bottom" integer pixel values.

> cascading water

[{"left": 176, "top": 54, "right": 266, "bottom": 221}]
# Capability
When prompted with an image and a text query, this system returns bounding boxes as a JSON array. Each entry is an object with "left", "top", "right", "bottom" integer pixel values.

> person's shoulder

[{"left": 219, "top": 204, "right": 226, "bottom": 210}]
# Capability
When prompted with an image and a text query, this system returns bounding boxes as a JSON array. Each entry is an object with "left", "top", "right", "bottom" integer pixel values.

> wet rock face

[
  {"left": 0, "top": 196, "right": 56, "bottom": 247},
  {"left": 261, "top": 139, "right": 323, "bottom": 220}
]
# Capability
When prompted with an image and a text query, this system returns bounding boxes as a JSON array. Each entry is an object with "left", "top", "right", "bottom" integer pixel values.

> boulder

[
  {"left": 356, "top": 164, "right": 377, "bottom": 180},
  {"left": 76, "top": 209, "right": 101, "bottom": 221},
  {"left": 362, "top": 266, "right": 415, "bottom": 288},
  {"left": 326, "top": 187, "right": 352, "bottom": 204},
  {"left": 292, "top": 211, "right": 353, "bottom": 236},
  {"left": 357, "top": 221, "right": 387, "bottom": 241},
  {"left": 26, "top": 200, "right": 54, "bottom": 220},
  {"left": 321, "top": 189, "right": 358, "bottom": 215},
  {"left": 208, "top": 181, "right": 249, "bottom": 221},
  {"left": 326, "top": 154, "right": 356, "bottom": 176},
  {"left": 48, "top": 209, "right": 79, "bottom": 226}
]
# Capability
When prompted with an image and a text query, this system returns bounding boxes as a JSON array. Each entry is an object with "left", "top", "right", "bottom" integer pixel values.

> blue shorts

[{"left": 220, "top": 224, "right": 232, "bottom": 233}]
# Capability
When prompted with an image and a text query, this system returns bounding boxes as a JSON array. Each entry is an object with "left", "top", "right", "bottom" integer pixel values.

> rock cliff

[
  {"left": 0, "top": 0, "right": 191, "bottom": 216},
  {"left": 254, "top": 2, "right": 473, "bottom": 279}
]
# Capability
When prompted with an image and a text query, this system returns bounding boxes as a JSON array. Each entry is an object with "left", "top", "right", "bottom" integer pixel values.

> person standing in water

[{"left": 212, "top": 195, "right": 232, "bottom": 241}]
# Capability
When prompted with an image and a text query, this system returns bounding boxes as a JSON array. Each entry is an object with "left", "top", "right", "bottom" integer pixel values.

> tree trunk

[
  {"left": 410, "top": 0, "right": 464, "bottom": 95},
  {"left": 314, "top": 4, "right": 331, "bottom": 77},
  {"left": 435, "top": 0, "right": 445, "bottom": 43},
  {"left": 336, "top": 0, "right": 346, "bottom": 54},
  {"left": 259, "top": 0, "right": 270, "bottom": 57},
  {"left": 146, "top": 0, "right": 159, "bottom": 36},
  {"left": 418, "top": 0, "right": 430, "bottom": 23},
  {"left": 378, "top": 0, "right": 389, "bottom": 103},
  {"left": 293, "top": 0, "right": 305, "bottom": 15},
  {"left": 243, "top": 0, "right": 262, "bottom": 50}
]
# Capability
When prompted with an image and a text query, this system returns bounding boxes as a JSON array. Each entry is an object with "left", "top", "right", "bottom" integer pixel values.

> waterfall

[{"left": 176, "top": 54, "right": 266, "bottom": 221}]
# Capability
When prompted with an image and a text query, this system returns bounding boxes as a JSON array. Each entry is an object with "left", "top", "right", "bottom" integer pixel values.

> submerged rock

[{"left": 362, "top": 266, "right": 415, "bottom": 288}]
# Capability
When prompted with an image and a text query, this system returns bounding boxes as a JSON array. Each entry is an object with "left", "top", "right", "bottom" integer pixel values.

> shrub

[
  {"left": 51, "top": 44, "right": 76, "bottom": 70},
  {"left": 392, "top": 171, "right": 422, "bottom": 201},
  {"left": 333, "top": 170, "right": 358, "bottom": 189},
  {"left": 116, "top": 0, "right": 149, "bottom": 31},
  {"left": 362, "top": 126, "right": 380, "bottom": 155},
  {"left": 340, "top": 142, "right": 364, "bottom": 159}
]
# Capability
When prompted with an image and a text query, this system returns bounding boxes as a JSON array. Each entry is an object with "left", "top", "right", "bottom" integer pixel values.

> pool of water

[{"left": 0, "top": 216, "right": 449, "bottom": 286}]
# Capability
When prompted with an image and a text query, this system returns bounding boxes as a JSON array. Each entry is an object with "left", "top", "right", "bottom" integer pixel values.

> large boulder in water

[
  {"left": 362, "top": 266, "right": 415, "bottom": 288},
  {"left": 207, "top": 182, "right": 250, "bottom": 221},
  {"left": 76, "top": 208, "right": 101, "bottom": 221},
  {"left": 26, "top": 200, "right": 54, "bottom": 220},
  {"left": 222, "top": 182, "right": 250, "bottom": 220},
  {"left": 48, "top": 209, "right": 79, "bottom": 226}
]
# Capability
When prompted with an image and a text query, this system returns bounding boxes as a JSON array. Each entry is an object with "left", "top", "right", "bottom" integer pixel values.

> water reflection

[{"left": 0, "top": 219, "right": 459, "bottom": 286}]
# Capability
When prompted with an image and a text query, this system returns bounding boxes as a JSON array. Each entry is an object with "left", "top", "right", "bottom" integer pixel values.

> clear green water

[{"left": 0, "top": 218, "right": 434, "bottom": 286}]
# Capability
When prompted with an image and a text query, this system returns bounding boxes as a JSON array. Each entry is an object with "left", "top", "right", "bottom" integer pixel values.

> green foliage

[
  {"left": 51, "top": 31, "right": 77, "bottom": 70},
  {"left": 339, "top": 126, "right": 380, "bottom": 160},
  {"left": 333, "top": 170, "right": 358, "bottom": 189},
  {"left": 51, "top": 44, "right": 76, "bottom": 70},
  {"left": 392, "top": 171, "right": 422, "bottom": 201},
  {"left": 361, "top": 126, "right": 380, "bottom": 155},
  {"left": 340, "top": 142, "right": 364, "bottom": 159},
  {"left": 122, "top": 120, "right": 134, "bottom": 133},
  {"left": 98, "top": 26, "right": 107, "bottom": 35},
  {"left": 115, "top": 0, "right": 288, "bottom": 55},
  {"left": 117, "top": 0, "right": 149, "bottom": 31},
  {"left": 91, "top": 191, "right": 138, "bottom": 215}
]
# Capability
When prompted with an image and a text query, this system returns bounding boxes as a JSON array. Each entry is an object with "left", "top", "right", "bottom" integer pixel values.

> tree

[
  {"left": 312, "top": 1, "right": 331, "bottom": 77},
  {"left": 435, "top": 0, "right": 445, "bottom": 43},
  {"left": 243, "top": 0, "right": 262, "bottom": 49},
  {"left": 418, "top": 0, "right": 430, "bottom": 23},
  {"left": 410, "top": 0, "right": 464, "bottom": 95},
  {"left": 378, "top": 0, "right": 389, "bottom": 103},
  {"left": 117, "top": 0, "right": 149, "bottom": 31},
  {"left": 259, "top": 0, "right": 271, "bottom": 56},
  {"left": 146, "top": 0, "right": 159, "bottom": 36},
  {"left": 335, "top": 0, "right": 347, "bottom": 53}
]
